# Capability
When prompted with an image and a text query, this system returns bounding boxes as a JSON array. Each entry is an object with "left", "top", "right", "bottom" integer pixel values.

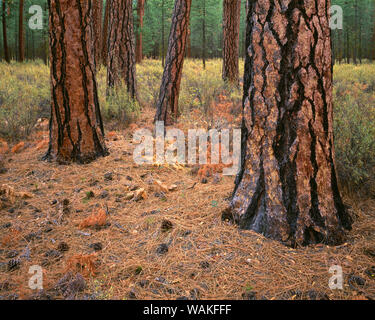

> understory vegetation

[{"left": 0, "top": 60, "right": 374, "bottom": 196}]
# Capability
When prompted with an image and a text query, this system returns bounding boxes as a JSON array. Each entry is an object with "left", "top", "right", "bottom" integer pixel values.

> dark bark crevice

[{"left": 223, "top": 0, "right": 351, "bottom": 247}]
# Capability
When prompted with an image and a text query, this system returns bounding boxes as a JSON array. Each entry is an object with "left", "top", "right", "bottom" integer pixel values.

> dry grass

[{"left": 0, "top": 106, "right": 374, "bottom": 301}]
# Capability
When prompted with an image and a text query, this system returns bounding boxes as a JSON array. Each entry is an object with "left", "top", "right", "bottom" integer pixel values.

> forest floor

[
  {"left": 1, "top": 104, "right": 375, "bottom": 301},
  {"left": 1, "top": 60, "right": 375, "bottom": 300}
]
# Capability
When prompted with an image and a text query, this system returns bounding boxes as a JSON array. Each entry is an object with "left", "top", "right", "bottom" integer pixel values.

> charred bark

[
  {"left": 92, "top": 0, "right": 103, "bottom": 70},
  {"left": 2, "top": 0, "right": 10, "bottom": 63},
  {"left": 155, "top": 0, "right": 192, "bottom": 125},
  {"left": 136, "top": 0, "right": 145, "bottom": 63},
  {"left": 223, "top": 0, "right": 352, "bottom": 246},
  {"left": 45, "top": 0, "right": 108, "bottom": 164},
  {"left": 107, "top": 0, "right": 137, "bottom": 99},
  {"left": 222, "top": 0, "right": 241, "bottom": 85}
]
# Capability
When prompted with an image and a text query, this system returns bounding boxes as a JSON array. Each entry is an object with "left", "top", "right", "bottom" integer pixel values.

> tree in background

[
  {"left": 136, "top": 0, "right": 145, "bottom": 63},
  {"left": 45, "top": 0, "right": 107, "bottom": 164},
  {"left": 101, "top": 0, "right": 110, "bottom": 66},
  {"left": 1, "top": 0, "right": 10, "bottom": 63},
  {"left": 107, "top": 0, "right": 137, "bottom": 99},
  {"left": 223, "top": 0, "right": 352, "bottom": 246},
  {"left": 222, "top": 0, "right": 240, "bottom": 84},
  {"left": 154, "top": 0, "right": 191, "bottom": 125},
  {"left": 92, "top": 0, "right": 103, "bottom": 70},
  {"left": 18, "top": 0, "right": 24, "bottom": 62}
]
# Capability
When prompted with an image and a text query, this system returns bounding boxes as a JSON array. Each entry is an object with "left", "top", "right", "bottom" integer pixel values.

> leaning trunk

[
  {"left": 107, "top": 0, "right": 137, "bottom": 99},
  {"left": 45, "top": 0, "right": 108, "bottom": 164},
  {"left": 223, "top": 0, "right": 352, "bottom": 246},
  {"left": 155, "top": 0, "right": 192, "bottom": 125},
  {"left": 222, "top": 0, "right": 241, "bottom": 84}
]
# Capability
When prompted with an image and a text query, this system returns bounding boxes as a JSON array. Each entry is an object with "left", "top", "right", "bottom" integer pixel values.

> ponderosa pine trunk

[
  {"left": 155, "top": 0, "right": 192, "bottom": 125},
  {"left": 136, "top": 0, "right": 145, "bottom": 63},
  {"left": 222, "top": 0, "right": 241, "bottom": 85},
  {"left": 19, "top": 0, "right": 25, "bottom": 62},
  {"left": 44, "top": 0, "right": 108, "bottom": 164},
  {"left": 222, "top": 0, "right": 352, "bottom": 247},
  {"left": 92, "top": 0, "right": 103, "bottom": 70},
  {"left": 101, "top": 0, "right": 110, "bottom": 66},
  {"left": 107, "top": 0, "right": 137, "bottom": 99},
  {"left": 2, "top": 0, "right": 10, "bottom": 63}
]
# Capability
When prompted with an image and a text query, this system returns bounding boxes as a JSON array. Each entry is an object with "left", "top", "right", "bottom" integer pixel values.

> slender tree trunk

[
  {"left": 358, "top": 15, "right": 362, "bottom": 64},
  {"left": 222, "top": 0, "right": 241, "bottom": 84},
  {"left": 45, "top": 0, "right": 108, "bottom": 164},
  {"left": 222, "top": 0, "right": 352, "bottom": 246},
  {"left": 1, "top": 0, "right": 10, "bottom": 63},
  {"left": 155, "top": 0, "right": 192, "bottom": 125},
  {"left": 92, "top": 0, "right": 103, "bottom": 70},
  {"left": 107, "top": 0, "right": 137, "bottom": 99},
  {"left": 202, "top": 0, "right": 206, "bottom": 69},
  {"left": 19, "top": 0, "right": 25, "bottom": 62},
  {"left": 44, "top": 2, "right": 49, "bottom": 65},
  {"left": 136, "top": 0, "right": 145, "bottom": 63},
  {"left": 346, "top": 30, "right": 350, "bottom": 63},
  {"left": 186, "top": 20, "right": 191, "bottom": 58},
  {"left": 161, "top": 0, "right": 165, "bottom": 67},
  {"left": 101, "top": 0, "right": 110, "bottom": 66},
  {"left": 337, "top": 29, "right": 342, "bottom": 64},
  {"left": 14, "top": 10, "right": 18, "bottom": 61},
  {"left": 353, "top": 0, "right": 358, "bottom": 65}
]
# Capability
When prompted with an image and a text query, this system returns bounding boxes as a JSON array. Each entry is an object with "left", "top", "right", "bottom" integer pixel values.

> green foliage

[
  {"left": 96, "top": 67, "right": 140, "bottom": 130},
  {"left": 0, "top": 61, "right": 141, "bottom": 140},
  {"left": 333, "top": 64, "right": 375, "bottom": 195},
  {"left": 0, "top": 60, "right": 49, "bottom": 140}
]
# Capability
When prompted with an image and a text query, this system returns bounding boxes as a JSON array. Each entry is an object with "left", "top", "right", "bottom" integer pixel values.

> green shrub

[
  {"left": 0, "top": 61, "right": 50, "bottom": 141},
  {"left": 333, "top": 64, "right": 375, "bottom": 196}
]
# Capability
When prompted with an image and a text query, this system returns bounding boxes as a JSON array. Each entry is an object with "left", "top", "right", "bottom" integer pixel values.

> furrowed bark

[
  {"left": 155, "top": 0, "right": 192, "bottom": 125},
  {"left": 222, "top": 0, "right": 241, "bottom": 85},
  {"left": 45, "top": 0, "right": 108, "bottom": 164},
  {"left": 107, "top": 0, "right": 137, "bottom": 99},
  {"left": 223, "top": 0, "right": 352, "bottom": 246},
  {"left": 92, "top": 0, "right": 103, "bottom": 70}
]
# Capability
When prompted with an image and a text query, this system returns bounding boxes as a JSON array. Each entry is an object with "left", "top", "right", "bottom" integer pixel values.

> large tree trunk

[
  {"left": 155, "top": 0, "right": 192, "bottom": 125},
  {"left": 222, "top": 0, "right": 352, "bottom": 247},
  {"left": 107, "top": 0, "right": 137, "bottom": 99},
  {"left": 101, "top": 0, "right": 110, "bottom": 66},
  {"left": 136, "top": 0, "right": 145, "bottom": 63},
  {"left": 19, "top": 0, "right": 25, "bottom": 62},
  {"left": 2, "top": 0, "right": 10, "bottom": 63},
  {"left": 92, "top": 0, "right": 103, "bottom": 70},
  {"left": 45, "top": 0, "right": 108, "bottom": 164},
  {"left": 222, "top": 0, "right": 241, "bottom": 85}
]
